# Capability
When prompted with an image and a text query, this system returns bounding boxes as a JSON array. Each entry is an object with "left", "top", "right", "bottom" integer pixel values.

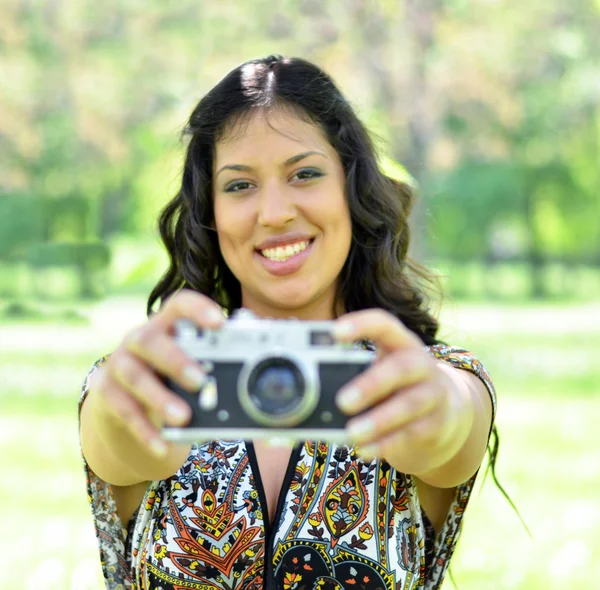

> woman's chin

[
  {"left": 267, "top": 293, "right": 314, "bottom": 313},
  {"left": 244, "top": 284, "right": 332, "bottom": 318}
]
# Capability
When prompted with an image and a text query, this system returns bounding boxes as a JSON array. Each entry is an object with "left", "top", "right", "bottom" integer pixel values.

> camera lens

[
  {"left": 247, "top": 358, "right": 305, "bottom": 420},
  {"left": 239, "top": 352, "right": 319, "bottom": 427}
]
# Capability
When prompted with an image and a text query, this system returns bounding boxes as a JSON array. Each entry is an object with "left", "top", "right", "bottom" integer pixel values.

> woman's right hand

[{"left": 87, "top": 289, "right": 225, "bottom": 457}]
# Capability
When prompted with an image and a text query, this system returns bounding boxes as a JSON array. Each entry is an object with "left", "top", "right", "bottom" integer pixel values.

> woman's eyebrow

[{"left": 215, "top": 150, "right": 328, "bottom": 177}]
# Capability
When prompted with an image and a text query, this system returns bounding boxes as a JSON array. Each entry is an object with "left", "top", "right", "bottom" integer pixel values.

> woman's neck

[{"left": 238, "top": 297, "right": 345, "bottom": 321}]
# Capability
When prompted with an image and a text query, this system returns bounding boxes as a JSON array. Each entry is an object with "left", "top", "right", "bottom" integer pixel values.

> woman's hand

[
  {"left": 332, "top": 309, "right": 474, "bottom": 476},
  {"left": 87, "top": 290, "right": 224, "bottom": 457}
]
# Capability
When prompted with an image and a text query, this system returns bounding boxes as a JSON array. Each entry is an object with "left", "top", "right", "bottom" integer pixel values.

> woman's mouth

[
  {"left": 254, "top": 238, "right": 315, "bottom": 276},
  {"left": 258, "top": 239, "right": 313, "bottom": 262}
]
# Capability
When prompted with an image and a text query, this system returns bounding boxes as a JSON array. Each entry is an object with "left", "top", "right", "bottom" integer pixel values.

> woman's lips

[{"left": 254, "top": 239, "right": 315, "bottom": 276}]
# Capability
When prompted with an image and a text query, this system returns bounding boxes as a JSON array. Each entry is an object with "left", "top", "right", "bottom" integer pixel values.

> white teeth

[{"left": 260, "top": 240, "right": 310, "bottom": 261}]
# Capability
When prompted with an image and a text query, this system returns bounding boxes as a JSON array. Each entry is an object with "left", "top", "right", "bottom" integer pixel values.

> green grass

[
  {"left": 451, "top": 396, "right": 599, "bottom": 589},
  {"left": 0, "top": 297, "right": 598, "bottom": 589}
]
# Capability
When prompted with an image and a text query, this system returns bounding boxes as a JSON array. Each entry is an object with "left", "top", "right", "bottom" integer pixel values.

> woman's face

[{"left": 212, "top": 109, "right": 352, "bottom": 320}]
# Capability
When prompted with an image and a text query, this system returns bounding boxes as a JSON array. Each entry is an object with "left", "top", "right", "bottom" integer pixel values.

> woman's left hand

[{"left": 332, "top": 309, "right": 474, "bottom": 475}]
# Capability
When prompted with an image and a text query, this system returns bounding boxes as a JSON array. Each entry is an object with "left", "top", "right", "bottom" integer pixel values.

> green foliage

[
  {"left": 0, "top": 195, "right": 44, "bottom": 259},
  {"left": 108, "top": 233, "right": 168, "bottom": 294},
  {"left": 23, "top": 241, "right": 111, "bottom": 299},
  {"left": 1, "top": 0, "right": 598, "bottom": 302},
  {"left": 432, "top": 259, "right": 600, "bottom": 302},
  {"left": 0, "top": 301, "right": 88, "bottom": 324},
  {"left": 429, "top": 160, "right": 525, "bottom": 257},
  {"left": 26, "top": 241, "right": 110, "bottom": 270},
  {"left": 379, "top": 155, "right": 414, "bottom": 185}
]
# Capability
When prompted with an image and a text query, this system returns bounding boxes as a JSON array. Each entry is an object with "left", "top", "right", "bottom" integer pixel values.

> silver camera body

[{"left": 162, "top": 309, "right": 374, "bottom": 443}]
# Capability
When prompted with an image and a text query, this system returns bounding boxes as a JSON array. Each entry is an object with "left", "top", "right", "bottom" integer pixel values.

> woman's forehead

[{"left": 214, "top": 109, "right": 330, "bottom": 161}]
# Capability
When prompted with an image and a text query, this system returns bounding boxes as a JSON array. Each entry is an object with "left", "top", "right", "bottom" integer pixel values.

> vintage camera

[{"left": 162, "top": 309, "right": 375, "bottom": 443}]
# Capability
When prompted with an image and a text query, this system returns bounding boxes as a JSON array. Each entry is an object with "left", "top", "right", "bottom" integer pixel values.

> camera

[{"left": 162, "top": 309, "right": 374, "bottom": 443}]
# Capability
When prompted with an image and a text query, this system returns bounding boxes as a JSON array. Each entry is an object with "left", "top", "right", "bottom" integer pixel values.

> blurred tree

[
  {"left": 425, "top": 0, "right": 599, "bottom": 296},
  {"left": 1, "top": 0, "right": 598, "bottom": 300}
]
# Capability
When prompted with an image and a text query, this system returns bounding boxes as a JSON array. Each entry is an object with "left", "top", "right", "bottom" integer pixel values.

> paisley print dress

[{"left": 79, "top": 344, "right": 496, "bottom": 590}]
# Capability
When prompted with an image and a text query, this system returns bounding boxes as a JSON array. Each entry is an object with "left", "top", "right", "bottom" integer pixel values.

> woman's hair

[
  {"left": 147, "top": 54, "right": 513, "bottom": 528},
  {"left": 146, "top": 54, "right": 440, "bottom": 345}
]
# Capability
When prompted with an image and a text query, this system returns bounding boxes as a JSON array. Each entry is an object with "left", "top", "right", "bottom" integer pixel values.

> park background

[{"left": 0, "top": 0, "right": 598, "bottom": 588}]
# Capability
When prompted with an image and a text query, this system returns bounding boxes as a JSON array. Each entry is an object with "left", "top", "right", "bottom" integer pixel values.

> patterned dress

[{"left": 79, "top": 345, "right": 496, "bottom": 590}]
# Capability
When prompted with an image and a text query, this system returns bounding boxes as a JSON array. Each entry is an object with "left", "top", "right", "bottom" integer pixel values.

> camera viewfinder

[{"left": 310, "top": 330, "right": 335, "bottom": 346}]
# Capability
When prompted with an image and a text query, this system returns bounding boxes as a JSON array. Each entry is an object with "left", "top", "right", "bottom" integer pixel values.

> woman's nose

[{"left": 257, "top": 183, "right": 296, "bottom": 227}]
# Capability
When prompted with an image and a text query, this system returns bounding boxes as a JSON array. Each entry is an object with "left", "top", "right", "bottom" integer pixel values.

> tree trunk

[
  {"left": 348, "top": 0, "right": 439, "bottom": 264},
  {"left": 402, "top": 0, "right": 437, "bottom": 263}
]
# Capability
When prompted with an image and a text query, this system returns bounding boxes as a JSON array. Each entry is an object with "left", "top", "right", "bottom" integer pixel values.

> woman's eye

[
  {"left": 293, "top": 168, "right": 323, "bottom": 181},
  {"left": 224, "top": 169, "right": 322, "bottom": 192},
  {"left": 225, "top": 181, "right": 253, "bottom": 193}
]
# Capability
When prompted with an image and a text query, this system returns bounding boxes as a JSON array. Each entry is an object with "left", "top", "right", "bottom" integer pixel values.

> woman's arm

[
  {"left": 79, "top": 290, "right": 225, "bottom": 486},
  {"left": 80, "top": 366, "right": 192, "bottom": 486},
  {"left": 410, "top": 363, "right": 493, "bottom": 488},
  {"left": 332, "top": 309, "right": 495, "bottom": 486}
]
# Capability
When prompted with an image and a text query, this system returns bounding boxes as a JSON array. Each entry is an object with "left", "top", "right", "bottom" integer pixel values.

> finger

[
  {"left": 336, "top": 348, "right": 435, "bottom": 414},
  {"left": 94, "top": 376, "right": 170, "bottom": 457},
  {"left": 123, "top": 325, "right": 208, "bottom": 392},
  {"left": 332, "top": 309, "right": 423, "bottom": 354},
  {"left": 108, "top": 350, "right": 192, "bottom": 426},
  {"left": 345, "top": 381, "right": 446, "bottom": 447},
  {"left": 153, "top": 289, "right": 224, "bottom": 331},
  {"left": 355, "top": 407, "right": 448, "bottom": 469}
]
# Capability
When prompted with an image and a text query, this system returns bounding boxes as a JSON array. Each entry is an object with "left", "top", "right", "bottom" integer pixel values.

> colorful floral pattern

[{"left": 79, "top": 345, "right": 496, "bottom": 589}]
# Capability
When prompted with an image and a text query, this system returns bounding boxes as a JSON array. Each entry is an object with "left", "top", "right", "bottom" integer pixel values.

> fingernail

[
  {"left": 331, "top": 321, "right": 355, "bottom": 339},
  {"left": 150, "top": 438, "right": 168, "bottom": 457},
  {"left": 336, "top": 386, "right": 362, "bottom": 413},
  {"left": 347, "top": 417, "right": 377, "bottom": 444},
  {"left": 165, "top": 402, "right": 190, "bottom": 423},
  {"left": 183, "top": 365, "right": 207, "bottom": 389},
  {"left": 203, "top": 307, "right": 223, "bottom": 323}
]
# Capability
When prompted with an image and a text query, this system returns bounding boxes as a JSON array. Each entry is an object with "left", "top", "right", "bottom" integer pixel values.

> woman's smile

[
  {"left": 254, "top": 237, "right": 316, "bottom": 276},
  {"left": 258, "top": 238, "right": 312, "bottom": 262}
]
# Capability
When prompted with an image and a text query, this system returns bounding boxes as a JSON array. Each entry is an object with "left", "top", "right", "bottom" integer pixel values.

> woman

[{"left": 79, "top": 55, "right": 496, "bottom": 590}]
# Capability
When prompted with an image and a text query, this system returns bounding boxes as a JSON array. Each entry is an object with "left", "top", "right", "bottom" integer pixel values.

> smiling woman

[{"left": 78, "top": 55, "right": 499, "bottom": 590}]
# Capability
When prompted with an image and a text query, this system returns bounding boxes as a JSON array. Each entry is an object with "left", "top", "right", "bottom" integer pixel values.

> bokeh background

[{"left": 1, "top": 1, "right": 599, "bottom": 588}]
